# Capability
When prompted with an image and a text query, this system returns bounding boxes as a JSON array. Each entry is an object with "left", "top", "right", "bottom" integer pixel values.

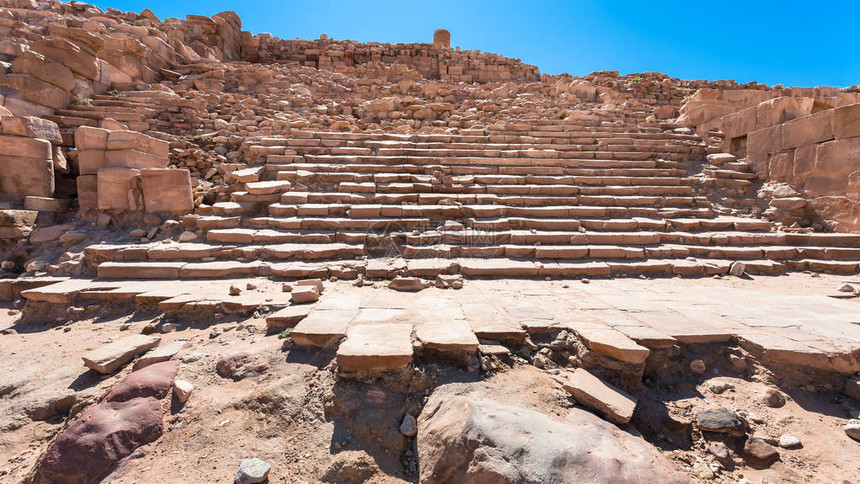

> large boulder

[
  {"left": 418, "top": 372, "right": 689, "bottom": 484},
  {"left": 34, "top": 397, "right": 163, "bottom": 484}
]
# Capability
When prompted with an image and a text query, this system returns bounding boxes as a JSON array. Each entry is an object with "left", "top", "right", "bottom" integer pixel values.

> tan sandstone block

[
  {"left": 77, "top": 150, "right": 108, "bottom": 175},
  {"left": 563, "top": 368, "right": 637, "bottom": 425},
  {"left": 140, "top": 168, "right": 192, "bottom": 213},
  {"left": 833, "top": 103, "right": 860, "bottom": 139},
  {"left": 782, "top": 110, "right": 833, "bottom": 149},
  {"left": 105, "top": 149, "right": 168, "bottom": 170},
  {"left": 97, "top": 168, "right": 141, "bottom": 211},
  {"left": 76, "top": 175, "right": 98, "bottom": 207},
  {"left": 106, "top": 130, "right": 169, "bottom": 158},
  {"left": 0, "top": 154, "right": 54, "bottom": 200},
  {"left": 10, "top": 50, "right": 76, "bottom": 91},
  {"left": 75, "top": 126, "right": 110, "bottom": 151},
  {"left": 0, "top": 116, "right": 62, "bottom": 143}
]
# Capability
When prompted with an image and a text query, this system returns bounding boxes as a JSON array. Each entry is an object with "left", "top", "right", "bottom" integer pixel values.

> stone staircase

[{"left": 81, "top": 117, "right": 860, "bottom": 280}]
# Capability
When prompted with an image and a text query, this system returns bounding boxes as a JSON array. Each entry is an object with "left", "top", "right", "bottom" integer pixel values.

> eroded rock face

[
  {"left": 418, "top": 383, "right": 689, "bottom": 484},
  {"left": 34, "top": 397, "right": 163, "bottom": 484},
  {"left": 32, "top": 361, "right": 178, "bottom": 484}
]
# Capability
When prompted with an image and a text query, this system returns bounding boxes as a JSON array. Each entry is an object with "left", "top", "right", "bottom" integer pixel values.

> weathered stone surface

[
  {"left": 0, "top": 115, "right": 62, "bottom": 142},
  {"left": 34, "top": 397, "right": 163, "bottom": 484},
  {"left": 337, "top": 323, "right": 413, "bottom": 372},
  {"left": 697, "top": 407, "right": 746, "bottom": 436},
  {"left": 266, "top": 305, "right": 312, "bottom": 330},
  {"left": 132, "top": 340, "right": 189, "bottom": 370},
  {"left": 82, "top": 334, "right": 161, "bottom": 374},
  {"left": 742, "top": 437, "right": 779, "bottom": 465},
  {"left": 97, "top": 167, "right": 141, "bottom": 211},
  {"left": 103, "top": 360, "right": 180, "bottom": 402},
  {"left": 141, "top": 168, "right": 193, "bottom": 213},
  {"left": 415, "top": 319, "right": 478, "bottom": 352},
  {"left": 562, "top": 368, "right": 637, "bottom": 424},
  {"left": 418, "top": 379, "right": 690, "bottom": 484},
  {"left": 216, "top": 351, "right": 268, "bottom": 380},
  {"left": 234, "top": 458, "right": 271, "bottom": 484}
]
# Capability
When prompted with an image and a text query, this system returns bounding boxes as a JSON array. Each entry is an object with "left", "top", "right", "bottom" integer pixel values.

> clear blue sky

[{"left": 91, "top": 0, "right": 859, "bottom": 88}]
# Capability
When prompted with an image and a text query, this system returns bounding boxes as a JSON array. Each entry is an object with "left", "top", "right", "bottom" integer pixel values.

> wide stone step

[{"left": 336, "top": 323, "right": 414, "bottom": 372}]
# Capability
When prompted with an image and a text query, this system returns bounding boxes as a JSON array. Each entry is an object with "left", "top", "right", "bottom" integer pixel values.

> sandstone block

[
  {"left": 140, "top": 168, "right": 192, "bottom": 213},
  {"left": 82, "top": 334, "right": 161, "bottom": 374},
  {"left": 0, "top": 154, "right": 54, "bottom": 199},
  {"left": 0, "top": 74, "right": 70, "bottom": 110},
  {"left": 75, "top": 126, "right": 110, "bottom": 151},
  {"left": 98, "top": 167, "right": 141, "bottom": 211},
  {"left": 563, "top": 368, "right": 637, "bottom": 425},
  {"left": 10, "top": 50, "right": 75, "bottom": 91},
  {"left": 0, "top": 134, "right": 52, "bottom": 159},
  {"left": 76, "top": 174, "right": 98, "bottom": 207},
  {"left": 24, "top": 196, "right": 70, "bottom": 213},
  {"left": 77, "top": 149, "right": 108, "bottom": 174},
  {"left": 32, "top": 36, "right": 101, "bottom": 80},
  {"left": 106, "top": 130, "right": 169, "bottom": 158},
  {"left": 0, "top": 116, "right": 62, "bottom": 143},
  {"left": 337, "top": 322, "right": 413, "bottom": 372},
  {"left": 833, "top": 103, "right": 860, "bottom": 139},
  {"left": 782, "top": 110, "right": 834, "bottom": 149},
  {"left": 105, "top": 149, "right": 168, "bottom": 169}
]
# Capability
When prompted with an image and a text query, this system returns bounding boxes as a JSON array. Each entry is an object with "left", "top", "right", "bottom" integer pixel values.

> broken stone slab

[
  {"left": 132, "top": 340, "right": 189, "bottom": 370},
  {"left": 415, "top": 320, "right": 479, "bottom": 352},
  {"left": 266, "top": 305, "right": 312, "bottom": 331},
  {"left": 388, "top": 276, "right": 429, "bottom": 292},
  {"left": 337, "top": 323, "right": 413, "bottom": 372},
  {"left": 291, "top": 285, "right": 319, "bottom": 303},
  {"left": 82, "top": 334, "right": 161, "bottom": 374},
  {"left": 291, "top": 309, "right": 356, "bottom": 347},
  {"left": 562, "top": 368, "right": 637, "bottom": 425}
]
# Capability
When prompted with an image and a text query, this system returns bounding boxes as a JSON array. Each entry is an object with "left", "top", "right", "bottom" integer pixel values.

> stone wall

[
  {"left": 241, "top": 35, "right": 541, "bottom": 83},
  {"left": 73, "top": 126, "right": 191, "bottom": 213}
]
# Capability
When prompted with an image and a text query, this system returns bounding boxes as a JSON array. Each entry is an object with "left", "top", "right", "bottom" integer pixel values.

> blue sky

[{"left": 91, "top": 0, "right": 859, "bottom": 88}]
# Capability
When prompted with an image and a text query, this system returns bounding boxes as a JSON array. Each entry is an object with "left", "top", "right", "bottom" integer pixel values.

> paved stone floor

[{"left": 15, "top": 272, "right": 860, "bottom": 377}]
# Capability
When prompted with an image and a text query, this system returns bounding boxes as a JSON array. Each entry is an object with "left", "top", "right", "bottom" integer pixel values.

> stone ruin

[{"left": 0, "top": 1, "right": 859, "bottom": 483}]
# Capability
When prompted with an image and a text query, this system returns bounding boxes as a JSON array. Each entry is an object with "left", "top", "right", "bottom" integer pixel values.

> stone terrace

[{"left": 78, "top": 116, "right": 860, "bottom": 281}]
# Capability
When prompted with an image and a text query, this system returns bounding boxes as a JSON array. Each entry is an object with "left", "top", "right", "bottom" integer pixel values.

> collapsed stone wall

[
  {"left": 242, "top": 34, "right": 541, "bottom": 83},
  {"left": 680, "top": 90, "right": 860, "bottom": 232}
]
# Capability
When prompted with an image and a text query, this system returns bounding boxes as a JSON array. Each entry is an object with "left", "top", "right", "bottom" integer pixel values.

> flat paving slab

[
  {"left": 337, "top": 323, "right": 413, "bottom": 372},
  {"left": 82, "top": 334, "right": 161, "bottom": 374}
]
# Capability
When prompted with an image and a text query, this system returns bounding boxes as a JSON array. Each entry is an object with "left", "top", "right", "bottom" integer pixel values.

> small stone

[
  {"left": 130, "top": 229, "right": 147, "bottom": 238},
  {"left": 246, "top": 283, "right": 257, "bottom": 290},
  {"left": 729, "top": 261, "right": 746, "bottom": 277},
  {"left": 729, "top": 354, "right": 748, "bottom": 371},
  {"left": 174, "top": 380, "right": 194, "bottom": 403},
  {"left": 689, "top": 359, "right": 706, "bottom": 375},
  {"left": 845, "top": 419, "right": 860, "bottom": 442},
  {"left": 389, "top": 276, "right": 427, "bottom": 292},
  {"left": 692, "top": 459, "right": 715, "bottom": 480},
  {"left": 178, "top": 230, "right": 197, "bottom": 242},
  {"left": 281, "top": 284, "right": 293, "bottom": 292},
  {"left": 160, "top": 322, "right": 176, "bottom": 333},
  {"left": 234, "top": 457, "right": 271, "bottom": 484},
  {"left": 706, "top": 379, "right": 734, "bottom": 394},
  {"left": 742, "top": 437, "right": 779, "bottom": 465},
  {"left": 778, "top": 433, "right": 801, "bottom": 448},
  {"left": 697, "top": 407, "right": 745, "bottom": 436},
  {"left": 708, "top": 441, "right": 731, "bottom": 462},
  {"left": 580, "top": 278, "right": 590, "bottom": 284},
  {"left": 400, "top": 413, "right": 417, "bottom": 437},
  {"left": 182, "top": 353, "right": 204, "bottom": 363},
  {"left": 762, "top": 388, "right": 786, "bottom": 408},
  {"left": 838, "top": 284, "right": 855, "bottom": 293},
  {"left": 229, "top": 285, "right": 241, "bottom": 296}
]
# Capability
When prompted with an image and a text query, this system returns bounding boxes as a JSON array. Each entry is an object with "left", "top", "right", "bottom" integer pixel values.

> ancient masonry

[{"left": 0, "top": 2, "right": 859, "bottom": 482}]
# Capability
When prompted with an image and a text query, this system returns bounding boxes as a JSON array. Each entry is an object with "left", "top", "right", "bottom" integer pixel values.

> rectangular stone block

[
  {"left": 140, "top": 168, "right": 192, "bottom": 213},
  {"left": 722, "top": 106, "right": 757, "bottom": 140},
  {"left": 833, "top": 103, "right": 860, "bottom": 139},
  {"left": 0, "top": 134, "right": 52, "bottom": 159},
  {"left": 746, "top": 124, "right": 782, "bottom": 178},
  {"left": 106, "top": 130, "right": 169, "bottom": 158},
  {"left": 0, "top": 74, "right": 70, "bottom": 110},
  {"left": 97, "top": 167, "right": 141, "bottom": 211},
  {"left": 76, "top": 174, "right": 98, "bottom": 207},
  {"left": 24, "top": 196, "right": 70, "bottom": 213},
  {"left": 77, "top": 149, "right": 107, "bottom": 175},
  {"left": 782, "top": 110, "right": 833, "bottom": 149},
  {"left": 0, "top": 154, "right": 54, "bottom": 199},
  {"left": 105, "top": 149, "right": 168, "bottom": 170},
  {"left": 75, "top": 126, "right": 110, "bottom": 151},
  {"left": 0, "top": 116, "right": 62, "bottom": 143}
]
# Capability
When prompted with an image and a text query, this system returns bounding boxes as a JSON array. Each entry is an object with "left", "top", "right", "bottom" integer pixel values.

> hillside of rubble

[{"left": 1, "top": 1, "right": 860, "bottom": 484}]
